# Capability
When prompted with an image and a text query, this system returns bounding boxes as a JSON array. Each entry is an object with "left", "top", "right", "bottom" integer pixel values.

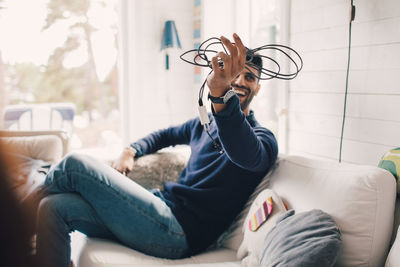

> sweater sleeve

[
  {"left": 129, "top": 119, "right": 194, "bottom": 157},
  {"left": 213, "top": 95, "right": 278, "bottom": 172}
]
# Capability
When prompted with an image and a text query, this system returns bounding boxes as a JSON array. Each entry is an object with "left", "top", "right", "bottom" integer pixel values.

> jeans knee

[
  {"left": 37, "top": 195, "right": 70, "bottom": 231},
  {"left": 45, "top": 154, "right": 84, "bottom": 188},
  {"left": 61, "top": 153, "right": 101, "bottom": 175},
  {"left": 37, "top": 196, "right": 59, "bottom": 219},
  {"left": 62, "top": 153, "right": 86, "bottom": 169}
]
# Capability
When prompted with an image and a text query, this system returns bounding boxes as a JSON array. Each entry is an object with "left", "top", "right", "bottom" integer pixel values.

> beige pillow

[
  {"left": 0, "top": 135, "right": 63, "bottom": 163},
  {"left": 237, "top": 189, "right": 287, "bottom": 267}
]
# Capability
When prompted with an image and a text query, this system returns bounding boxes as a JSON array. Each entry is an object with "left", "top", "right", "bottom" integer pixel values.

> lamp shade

[{"left": 161, "top": 20, "right": 181, "bottom": 50}]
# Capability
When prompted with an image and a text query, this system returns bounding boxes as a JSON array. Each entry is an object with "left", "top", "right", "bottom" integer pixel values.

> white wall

[
  {"left": 118, "top": 0, "right": 195, "bottom": 143},
  {"left": 288, "top": 0, "right": 400, "bottom": 165},
  {"left": 202, "top": 0, "right": 236, "bottom": 39}
]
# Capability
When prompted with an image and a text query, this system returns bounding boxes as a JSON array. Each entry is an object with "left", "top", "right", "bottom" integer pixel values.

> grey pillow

[{"left": 260, "top": 209, "right": 342, "bottom": 267}]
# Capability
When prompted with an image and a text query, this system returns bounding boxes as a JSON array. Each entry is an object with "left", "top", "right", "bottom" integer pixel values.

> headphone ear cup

[{"left": 245, "top": 49, "right": 253, "bottom": 62}]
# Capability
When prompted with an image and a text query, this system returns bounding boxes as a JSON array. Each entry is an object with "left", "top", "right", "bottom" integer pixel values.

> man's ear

[{"left": 255, "top": 83, "right": 261, "bottom": 96}]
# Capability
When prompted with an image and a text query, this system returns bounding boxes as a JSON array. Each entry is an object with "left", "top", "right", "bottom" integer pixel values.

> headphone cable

[{"left": 339, "top": 0, "right": 356, "bottom": 162}]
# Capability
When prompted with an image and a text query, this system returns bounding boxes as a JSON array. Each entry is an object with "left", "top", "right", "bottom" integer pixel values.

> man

[{"left": 34, "top": 33, "right": 278, "bottom": 267}]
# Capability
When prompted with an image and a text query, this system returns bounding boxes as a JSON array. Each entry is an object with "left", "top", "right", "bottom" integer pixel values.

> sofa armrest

[
  {"left": 0, "top": 130, "right": 69, "bottom": 156},
  {"left": 0, "top": 130, "right": 69, "bottom": 163}
]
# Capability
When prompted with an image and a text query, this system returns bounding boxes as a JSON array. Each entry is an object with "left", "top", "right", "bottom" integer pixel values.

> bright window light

[{"left": 0, "top": 0, "right": 121, "bottom": 156}]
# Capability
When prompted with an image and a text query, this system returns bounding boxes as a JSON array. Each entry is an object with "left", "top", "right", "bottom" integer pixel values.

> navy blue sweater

[{"left": 131, "top": 96, "right": 278, "bottom": 254}]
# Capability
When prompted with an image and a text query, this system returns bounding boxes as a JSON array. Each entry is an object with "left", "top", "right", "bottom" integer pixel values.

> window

[
  {"left": 248, "top": 0, "right": 280, "bottom": 134},
  {"left": 0, "top": 0, "right": 120, "bottom": 154}
]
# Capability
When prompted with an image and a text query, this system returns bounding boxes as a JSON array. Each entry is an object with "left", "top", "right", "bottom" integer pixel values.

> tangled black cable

[
  {"left": 180, "top": 37, "right": 303, "bottom": 106},
  {"left": 179, "top": 37, "right": 303, "bottom": 154}
]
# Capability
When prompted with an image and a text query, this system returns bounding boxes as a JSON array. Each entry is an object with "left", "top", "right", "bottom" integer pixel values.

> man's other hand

[{"left": 112, "top": 147, "right": 136, "bottom": 175}]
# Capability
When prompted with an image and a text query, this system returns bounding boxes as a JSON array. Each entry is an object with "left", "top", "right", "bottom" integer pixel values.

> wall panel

[{"left": 288, "top": 0, "right": 400, "bottom": 165}]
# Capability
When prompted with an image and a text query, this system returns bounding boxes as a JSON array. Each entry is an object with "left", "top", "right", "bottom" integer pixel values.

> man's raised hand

[{"left": 206, "top": 33, "right": 247, "bottom": 97}]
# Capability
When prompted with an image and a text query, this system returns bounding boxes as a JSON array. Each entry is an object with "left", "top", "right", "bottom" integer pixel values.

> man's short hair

[{"left": 247, "top": 53, "right": 263, "bottom": 77}]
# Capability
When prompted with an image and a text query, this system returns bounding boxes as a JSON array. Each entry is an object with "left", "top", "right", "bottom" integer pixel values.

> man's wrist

[
  {"left": 124, "top": 146, "right": 136, "bottom": 157},
  {"left": 208, "top": 84, "right": 231, "bottom": 98},
  {"left": 212, "top": 93, "right": 239, "bottom": 117},
  {"left": 208, "top": 89, "right": 236, "bottom": 104}
]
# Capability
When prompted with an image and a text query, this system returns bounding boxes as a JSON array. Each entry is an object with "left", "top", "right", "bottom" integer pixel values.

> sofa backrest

[{"left": 268, "top": 155, "right": 396, "bottom": 267}]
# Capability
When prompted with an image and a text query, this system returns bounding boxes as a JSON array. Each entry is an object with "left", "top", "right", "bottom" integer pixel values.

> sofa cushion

[
  {"left": 77, "top": 238, "right": 238, "bottom": 267},
  {"left": 259, "top": 209, "right": 341, "bottom": 267},
  {"left": 0, "top": 135, "right": 63, "bottom": 163},
  {"left": 237, "top": 189, "right": 287, "bottom": 267},
  {"left": 268, "top": 155, "right": 396, "bottom": 267}
]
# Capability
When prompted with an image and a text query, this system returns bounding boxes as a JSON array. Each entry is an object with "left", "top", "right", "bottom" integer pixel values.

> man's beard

[
  {"left": 240, "top": 92, "right": 255, "bottom": 112},
  {"left": 232, "top": 83, "right": 255, "bottom": 112}
]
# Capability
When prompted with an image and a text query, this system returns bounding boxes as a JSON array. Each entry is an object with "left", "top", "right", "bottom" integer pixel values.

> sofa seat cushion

[
  {"left": 269, "top": 155, "right": 396, "bottom": 267},
  {"left": 77, "top": 238, "right": 238, "bottom": 267}
]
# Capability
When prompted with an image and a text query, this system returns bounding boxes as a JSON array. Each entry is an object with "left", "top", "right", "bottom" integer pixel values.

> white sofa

[
  {"left": 76, "top": 155, "right": 398, "bottom": 267},
  {"left": 2, "top": 131, "right": 399, "bottom": 267}
]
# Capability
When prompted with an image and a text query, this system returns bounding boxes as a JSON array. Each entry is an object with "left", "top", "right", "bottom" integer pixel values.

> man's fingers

[
  {"left": 112, "top": 162, "right": 124, "bottom": 174},
  {"left": 233, "top": 33, "right": 245, "bottom": 50},
  {"left": 221, "top": 35, "right": 242, "bottom": 71},
  {"left": 220, "top": 35, "right": 237, "bottom": 58},
  {"left": 217, "top": 51, "right": 230, "bottom": 70},
  {"left": 112, "top": 162, "right": 120, "bottom": 171},
  {"left": 233, "top": 33, "right": 247, "bottom": 68},
  {"left": 211, "top": 52, "right": 230, "bottom": 73},
  {"left": 121, "top": 168, "right": 128, "bottom": 175},
  {"left": 211, "top": 56, "right": 221, "bottom": 73}
]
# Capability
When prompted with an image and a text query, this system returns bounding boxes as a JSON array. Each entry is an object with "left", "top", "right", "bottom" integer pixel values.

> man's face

[{"left": 231, "top": 65, "right": 261, "bottom": 115}]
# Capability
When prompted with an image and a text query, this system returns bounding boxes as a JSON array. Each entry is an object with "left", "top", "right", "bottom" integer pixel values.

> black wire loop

[{"left": 180, "top": 37, "right": 303, "bottom": 81}]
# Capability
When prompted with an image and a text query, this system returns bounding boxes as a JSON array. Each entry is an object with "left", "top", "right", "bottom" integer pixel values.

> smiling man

[
  {"left": 233, "top": 64, "right": 261, "bottom": 113},
  {"left": 32, "top": 33, "right": 278, "bottom": 267},
  {"left": 210, "top": 58, "right": 262, "bottom": 116}
]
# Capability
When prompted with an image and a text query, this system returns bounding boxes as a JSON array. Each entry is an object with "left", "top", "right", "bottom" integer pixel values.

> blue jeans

[{"left": 35, "top": 153, "right": 189, "bottom": 267}]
